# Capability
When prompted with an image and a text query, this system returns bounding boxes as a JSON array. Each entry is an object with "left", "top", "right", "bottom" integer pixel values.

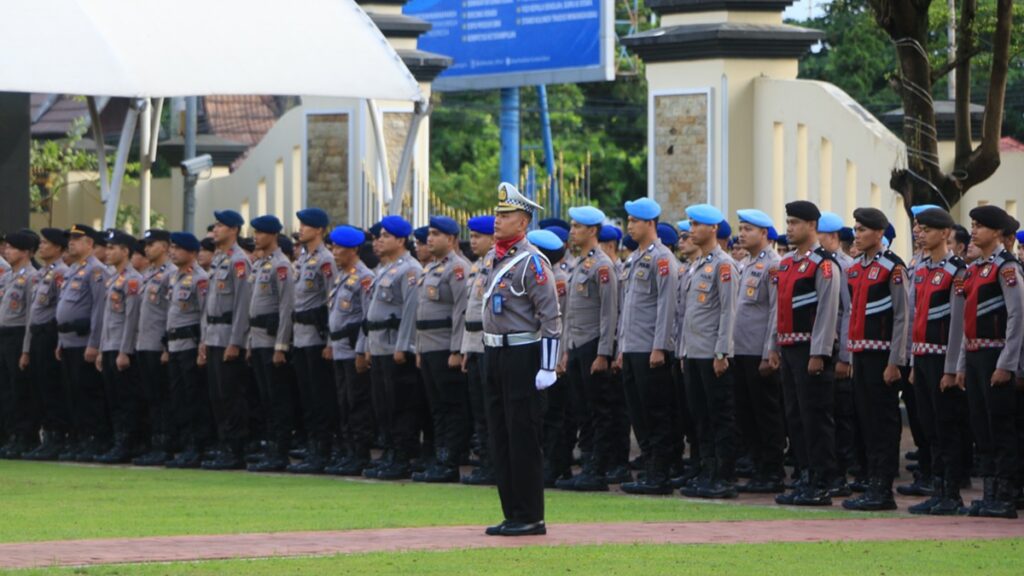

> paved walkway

[{"left": 2, "top": 517, "right": 1022, "bottom": 569}]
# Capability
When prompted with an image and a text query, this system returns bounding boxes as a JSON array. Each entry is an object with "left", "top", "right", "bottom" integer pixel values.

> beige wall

[
  {"left": 937, "top": 141, "right": 1023, "bottom": 226},
  {"left": 31, "top": 172, "right": 174, "bottom": 233}
]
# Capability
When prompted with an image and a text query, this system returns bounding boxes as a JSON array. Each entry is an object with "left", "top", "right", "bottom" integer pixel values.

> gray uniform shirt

[
  {"left": 834, "top": 251, "right": 855, "bottom": 364},
  {"left": 732, "top": 248, "right": 780, "bottom": 359},
  {"left": 166, "top": 264, "right": 208, "bottom": 353},
  {"left": 55, "top": 256, "right": 107, "bottom": 349},
  {"left": 954, "top": 251, "right": 1024, "bottom": 373},
  {"left": 23, "top": 261, "right": 68, "bottom": 353},
  {"left": 248, "top": 249, "right": 294, "bottom": 351},
  {"left": 137, "top": 261, "right": 177, "bottom": 352},
  {"left": 202, "top": 245, "right": 251, "bottom": 349},
  {"left": 0, "top": 264, "right": 37, "bottom": 329},
  {"left": 565, "top": 247, "right": 618, "bottom": 357},
  {"left": 459, "top": 256, "right": 492, "bottom": 355},
  {"left": 328, "top": 260, "right": 374, "bottom": 360},
  {"left": 366, "top": 254, "right": 422, "bottom": 356},
  {"left": 416, "top": 252, "right": 469, "bottom": 354},
  {"left": 674, "top": 259, "right": 693, "bottom": 359},
  {"left": 293, "top": 243, "right": 337, "bottom": 348},
  {"left": 683, "top": 245, "right": 737, "bottom": 359},
  {"left": 99, "top": 267, "right": 144, "bottom": 354},
  {"left": 481, "top": 237, "right": 561, "bottom": 339},
  {"left": 617, "top": 240, "right": 677, "bottom": 354}
]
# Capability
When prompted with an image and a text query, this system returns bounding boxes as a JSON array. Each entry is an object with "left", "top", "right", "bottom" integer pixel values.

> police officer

[
  {"left": 55, "top": 224, "right": 110, "bottom": 461},
  {"left": 323, "top": 225, "right": 375, "bottom": 476},
  {"left": 200, "top": 210, "right": 252, "bottom": 470},
  {"left": 955, "top": 205, "right": 1022, "bottom": 518},
  {"left": 414, "top": 226, "right": 432, "bottom": 265},
  {"left": 554, "top": 206, "right": 618, "bottom": 492},
  {"left": 770, "top": 201, "right": 841, "bottom": 506},
  {"left": 615, "top": 197, "right": 678, "bottom": 496},
  {"left": 677, "top": 204, "right": 739, "bottom": 499},
  {"left": 673, "top": 219, "right": 701, "bottom": 483},
  {"left": 20, "top": 228, "right": 70, "bottom": 460},
  {"left": 841, "top": 208, "right": 909, "bottom": 511},
  {"left": 482, "top": 183, "right": 560, "bottom": 537},
  {"left": 165, "top": 233, "right": 213, "bottom": 468},
  {"left": 0, "top": 232, "right": 39, "bottom": 458},
  {"left": 363, "top": 215, "right": 422, "bottom": 480},
  {"left": 246, "top": 215, "right": 295, "bottom": 472},
  {"left": 131, "top": 229, "right": 178, "bottom": 466},
  {"left": 413, "top": 216, "right": 470, "bottom": 483},
  {"left": 731, "top": 209, "right": 786, "bottom": 494}
]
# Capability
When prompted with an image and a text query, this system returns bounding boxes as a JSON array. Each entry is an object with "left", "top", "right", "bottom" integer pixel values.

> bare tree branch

[{"left": 954, "top": 0, "right": 977, "bottom": 163}]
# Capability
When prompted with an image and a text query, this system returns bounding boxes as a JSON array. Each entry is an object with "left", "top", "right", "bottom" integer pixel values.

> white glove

[{"left": 535, "top": 369, "right": 557, "bottom": 390}]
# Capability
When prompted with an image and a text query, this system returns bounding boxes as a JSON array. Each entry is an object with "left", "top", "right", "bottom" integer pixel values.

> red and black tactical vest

[
  {"left": 847, "top": 250, "right": 906, "bottom": 352},
  {"left": 775, "top": 246, "right": 835, "bottom": 346},
  {"left": 911, "top": 256, "right": 964, "bottom": 355},
  {"left": 962, "top": 249, "right": 1019, "bottom": 350}
]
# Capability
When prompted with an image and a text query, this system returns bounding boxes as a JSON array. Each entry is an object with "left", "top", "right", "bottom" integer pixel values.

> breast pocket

[
  {"left": 423, "top": 277, "right": 442, "bottom": 301},
  {"left": 575, "top": 277, "right": 591, "bottom": 298},
  {"left": 62, "top": 283, "right": 84, "bottom": 303},
  {"left": 35, "top": 284, "right": 51, "bottom": 304},
  {"left": 743, "top": 275, "right": 763, "bottom": 300},
  {"left": 215, "top": 269, "right": 232, "bottom": 294},
  {"left": 633, "top": 268, "right": 653, "bottom": 294},
  {"left": 377, "top": 280, "right": 395, "bottom": 303}
]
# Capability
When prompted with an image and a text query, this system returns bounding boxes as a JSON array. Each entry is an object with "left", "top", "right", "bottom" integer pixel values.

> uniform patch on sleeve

[
  {"left": 407, "top": 271, "right": 417, "bottom": 286},
  {"left": 657, "top": 258, "right": 669, "bottom": 277},
  {"left": 556, "top": 279, "right": 566, "bottom": 297},
  {"left": 598, "top": 266, "right": 610, "bottom": 284},
  {"left": 361, "top": 276, "right": 373, "bottom": 292},
  {"left": 126, "top": 279, "right": 140, "bottom": 295},
  {"left": 892, "top": 265, "right": 904, "bottom": 284},
  {"left": 1002, "top": 266, "right": 1019, "bottom": 287},
  {"left": 769, "top": 267, "right": 779, "bottom": 284},
  {"left": 820, "top": 260, "right": 833, "bottom": 279},
  {"left": 718, "top": 263, "right": 731, "bottom": 283},
  {"left": 453, "top": 266, "right": 464, "bottom": 281},
  {"left": 234, "top": 260, "right": 246, "bottom": 279},
  {"left": 277, "top": 266, "right": 289, "bottom": 281},
  {"left": 197, "top": 279, "right": 209, "bottom": 296},
  {"left": 953, "top": 275, "right": 965, "bottom": 296},
  {"left": 320, "top": 262, "right": 333, "bottom": 279}
]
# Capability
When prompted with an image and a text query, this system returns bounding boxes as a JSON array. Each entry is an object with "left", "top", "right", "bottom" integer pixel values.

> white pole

[
  {"left": 140, "top": 98, "right": 152, "bottom": 232},
  {"left": 103, "top": 101, "right": 142, "bottom": 230},
  {"left": 366, "top": 100, "right": 393, "bottom": 212}
]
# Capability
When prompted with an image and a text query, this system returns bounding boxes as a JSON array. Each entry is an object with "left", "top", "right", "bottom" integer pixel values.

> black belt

[
  {"left": 167, "top": 325, "right": 201, "bottom": 341},
  {"left": 0, "top": 325, "right": 26, "bottom": 337},
  {"left": 206, "top": 313, "right": 232, "bottom": 325},
  {"left": 293, "top": 306, "right": 328, "bottom": 326},
  {"left": 330, "top": 322, "right": 362, "bottom": 347},
  {"left": 30, "top": 320, "right": 57, "bottom": 336},
  {"left": 57, "top": 319, "right": 90, "bottom": 335},
  {"left": 250, "top": 313, "right": 279, "bottom": 336},
  {"left": 416, "top": 318, "right": 452, "bottom": 330},
  {"left": 366, "top": 317, "right": 401, "bottom": 332},
  {"left": 465, "top": 321, "right": 483, "bottom": 333}
]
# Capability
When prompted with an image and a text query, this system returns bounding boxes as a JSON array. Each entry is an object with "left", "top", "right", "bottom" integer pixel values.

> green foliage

[
  {"left": 28, "top": 118, "right": 98, "bottom": 214},
  {"left": 116, "top": 204, "right": 165, "bottom": 233}
]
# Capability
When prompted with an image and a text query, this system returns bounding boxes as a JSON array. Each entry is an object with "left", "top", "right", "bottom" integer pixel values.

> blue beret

[
  {"left": 676, "top": 220, "right": 691, "bottom": 233},
  {"left": 170, "top": 231, "right": 200, "bottom": 252},
  {"left": 736, "top": 209, "right": 774, "bottom": 229},
  {"left": 467, "top": 215, "right": 494, "bottom": 235},
  {"left": 413, "top": 226, "right": 429, "bottom": 244},
  {"left": 527, "top": 229, "right": 564, "bottom": 251},
  {"left": 1017, "top": 230, "right": 1024, "bottom": 244},
  {"left": 539, "top": 218, "right": 570, "bottom": 230},
  {"left": 776, "top": 234, "right": 789, "bottom": 246},
  {"left": 717, "top": 220, "right": 732, "bottom": 239},
  {"left": 622, "top": 235, "right": 639, "bottom": 251},
  {"left": 599, "top": 225, "right": 622, "bottom": 243},
  {"left": 684, "top": 203, "right": 725, "bottom": 226},
  {"left": 278, "top": 234, "right": 293, "bottom": 255},
  {"left": 380, "top": 215, "right": 412, "bottom": 238},
  {"left": 911, "top": 204, "right": 943, "bottom": 217},
  {"left": 839, "top": 226, "right": 854, "bottom": 242},
  {"left": 214, "top": 209, "right": 244, "bottom": 228},
  {"left": 568, "top": 206, "right": 606, "bottom": 227},
  {"left": 657, "top": 222, "right": 678, "bottom": 247},
  {"left": 767, "top": 226, "right": 778, "bottom": 241},
  {"left": 884, "top": 223, "right": 896, "bottom": 241},
  {"left": 369, "top": 221, "right": 383, "bottom": 238},
  {"left": 251, "top": 215, "right": 283, "bottom": 234},
  {"left": 624, "top": 197, "right": 661, "bottom": 220},
  {"left": 818, "top": 211, "right": 844, "bottom": 234},
  {"left": 547, "top": 226, "right": 569, "bottom": 242},
  {"left": 297, "top": 207, "right": 329, "bottom": 229},
  {"left": 330, "top": 225, "right": 365, "bottom": 248},
  {"left": 429, "top": 215, "right": 459, "bottom": 236},
  {"left": 882, "top": 236, "right": 891, "bottom": 248}
]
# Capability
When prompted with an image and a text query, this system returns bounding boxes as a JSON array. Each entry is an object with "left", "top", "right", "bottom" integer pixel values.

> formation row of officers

[{"left": 0, "top": 182, "right": 1022, "bottom": 537}]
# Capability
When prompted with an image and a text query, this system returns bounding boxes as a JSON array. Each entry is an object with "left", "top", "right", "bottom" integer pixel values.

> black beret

[
  {"left": 17, "top": 229, "right": 40, "bottom": 252},
  {"left": 94, "top": 230, "right": 109, "bottom": 247},
  {"left": 853, "top": 207, "right": 888, "bottom": 231},
  {"left": 40, "top": 227, "right": 67, "bottom": 249},
  {"left": 278, "top": 234, "right": 294, "bottom": 255},
  {"left": 142, "top": 229, "right": 171, "bottom": 244},
  {"left": 838, "top": 227, "right": 854, "bottom": 243},
  {"left": 969, "top": 205, "right": 1010, "bottom": 231},
  {"left": 953, "top": 225, "right": 970, "bottom": 246},
  {"left": 238, "top": 237, "right": 255, "bottom": 253},
  {"left": 200, "top": 237, "right": 216, "bottom": 252},
  {"left": 915, "top": 208, "right": 955, "bottom": 229},
  {"left": 1003, "top": 216, "right": 1020, "bottom": 236},
  {"left": 5, "top": 231, "right": 36, "bottom": 251},
  {"left": 776, "top": 234, "right": 789, "bottom": 246},
  {"left": 785, "top": 200, "right": 821, "bottom": 222}
]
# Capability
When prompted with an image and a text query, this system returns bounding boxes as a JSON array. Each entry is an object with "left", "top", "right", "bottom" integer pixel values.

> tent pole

[
  {"left": 104, "top": 99, "right": 143, "bottom": 230},
  {"left": 183, "top": 96, "right": 197, "bottom": 233},
  {"left": 366, "top": 100, "right": 393, "bottom": 217},
  {"left": 86, "top": 97, "right": 110, "bottom": 204},
  {"left": 389, "top": 101, "right": 428, "bottom": 215},
  {"left": 139, "top": 98, "right": 152, "bottom": 232},
  {"left": 537, "top": 85, "right": 557, "bottom": 215}
]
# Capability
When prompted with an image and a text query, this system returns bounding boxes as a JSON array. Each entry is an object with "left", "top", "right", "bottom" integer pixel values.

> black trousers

[
  {"left": 420, "top": 350, "right": 471, "bottom": 459},
  {"left": 834, "top": 375, "right": 861, "bottom": 476},
  {"left": 964, "top": 348, "right": 1018, "bottom": 480},
  {"left": 621, "top": 351, "right": 675, "bottom": 475},
  {"left": 100, "top": 351, "right": 143, "bottom": 441},
  {"left": 566, "top": 339, "right": 619, "bottom": 473},
  {"left": 334, "top": 358, "right": 374, "bottom": 452},
  {"left": 0, "top": 329, "right": 33, "bottom": 441},
  {"left": 61, "top": 346, "right": 109, "bottom": 442},
  {"left": 733, "top": 355, "right": 785, "bottom": 479},
  {"left": 851, "top": 351, "right": 901, "bottom": 481},
  {"left": 250, "top": 348, "right": 294, "bottom": 445},
  {"left": 30, "top": 323, "right": 69, "bottom": 437},
  {"left": 671, "top": 360, "right": 697, "bottom": 464},
  {"left": 542, "top": 370, "right": 572, "bottom": 475},
  {"left": 900, "top": 367, "right": 931, "bottom": 473},
  {"left": 466, "top": 352, "right": 490, "bottom": 464},
  {"left": 780, "top": 344, "right": 837, "bottom": 481},
  {"left": 485, "top": 342, "right": 544, "bottom": 524},
  {"left": 205, "top": 346, "right": 249, "bottom": 444},
  {"left": 292, "top": 346, "right": 337, "bottom": 446},
  {"left": 373, "top": 354, "right": 421, "bottom": 458},
  {"left": 168, "top": 348, "right": 213, "bottom": 448},
  {"left": 685, "top": 357, "right": 739, "bottom": 479},
  {"left": 137, "top": 350, "right": 173, "bottom": 444},
  {"left": 913, "top": 354, "right": 969, "bottom": 483}
]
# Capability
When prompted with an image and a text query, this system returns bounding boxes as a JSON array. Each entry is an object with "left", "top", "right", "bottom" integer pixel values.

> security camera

[{"left": 180, "top": 154, "right": 213, "bottom": 177}]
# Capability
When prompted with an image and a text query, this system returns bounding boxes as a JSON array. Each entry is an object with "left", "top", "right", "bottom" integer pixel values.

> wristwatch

[{"left": 715, "top": 353, "right": 726, "bottom": 360}]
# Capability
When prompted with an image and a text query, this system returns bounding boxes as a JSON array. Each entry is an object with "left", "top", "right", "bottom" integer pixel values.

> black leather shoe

[
  {"left": 485, "top": 521, "right": 509, "bottom": 536},
  {"left": 557, "top": 472, "right": 609, "bottom": 492},
  {"left": 622, "top": 478, "right": 673, "bottom": 496},
  {"left": 133, "top": 449, "right": 170, "bottom": 467},
  {"left": 842, "top": 479, "right": 896, "bottom": 511},
  {"left": 248, "top": 455, "right": 289, "bottom": 472},
  {"left": 412, "top": 463, "right": 460, "bottom": 483},
  {"left": 897, "top": 474, "right": 936, "bottom": 497},
  {"left": 848, "top": 478, "right": 869, "bottom": 493},
  {"left": 775, "top": 487, "right": 805, "bottom": 505},
  {"left": 461, "top": 466, "right": 498, "bottom": 486},
  {"left": 793, "top": 486, "right": 833, "bottom": 506},
  {"left": 201, "top": 445, "right": 246, "bottom": 470},
  {"left": 826, "top": 477, "right": 852, "bottom": 498},
  {"left": 499, "top": 521, "right": 547, "bottom": 536},
  {"left": 375, "top": 460, "right": 412, "bottom": 480},
  {"left": 696, "top": 479, "right": 738, "bottom": 499},
  {"left": 327, "top": 458, "right": 369, "bottom": 476},
  {"left": 739, "top": 477, "right": 785, "bottom": 494},
  {"left": 604, "top": 465, "right": 634, "bottom": 485}
]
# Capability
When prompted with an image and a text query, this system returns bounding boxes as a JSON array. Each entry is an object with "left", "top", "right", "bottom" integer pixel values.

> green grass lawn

[
  {"left": 7, "top": 540, "right": 1022, "bottom": 575},
  {"left": 0, "top": 460, "right": 862, "bottom": 543}
]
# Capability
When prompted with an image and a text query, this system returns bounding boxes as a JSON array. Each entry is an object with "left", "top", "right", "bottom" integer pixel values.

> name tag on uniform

[{"left": 491, "top": 294, "right": 503, "bottom": 315}]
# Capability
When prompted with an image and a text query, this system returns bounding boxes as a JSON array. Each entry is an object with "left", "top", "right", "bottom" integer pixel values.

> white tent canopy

[{"left": 0, "top": 0, "right": 423, "bottom": 102}]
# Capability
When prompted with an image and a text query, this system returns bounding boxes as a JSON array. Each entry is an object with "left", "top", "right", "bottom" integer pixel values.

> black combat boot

[
  {"left": 201, "top": 441, "right": 246, "bottom": 470},
  {"left": 928, "top": 477, "right": 965, "bottom": 516},
  {"left": 908, "top": 477, "right": 944, "bottom": 515},
  {"left": 968, "top": 477, "right": 996, "bottom": 516},
  {"left": 975, "top": 479, "right": 1019, "bottom": 519},
  {"left": 287, "top": 440, "right": 328, "bottom": 474}
]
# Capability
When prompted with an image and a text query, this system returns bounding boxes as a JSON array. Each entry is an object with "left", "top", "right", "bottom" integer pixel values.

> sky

[{"left": 783, "top": 0, "right": 827, "bottom": 22}]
